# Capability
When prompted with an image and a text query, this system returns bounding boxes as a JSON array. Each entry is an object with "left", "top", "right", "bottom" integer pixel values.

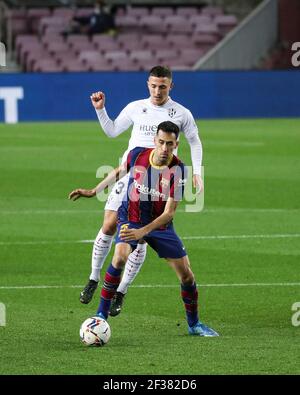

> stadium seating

[
  {"left": 142, "top": 35, "right": 170, "bottom": 50},
  {"left": 88, "top": 58, "right": 113, "bottom": 71},
  {"left": 115, "top": 15, "right": 139, "bottom": 31},
  {"left": 7, "top": 4, "right": 239, "bottom": 72},
  {"left": 155, "top": 48, "right": 179, "bottom": 63},
  {"left": 126, "top": 7, "right": 150, "bottom": 18},
  {"left": 130, "top": 50, "right": 154, "bottom": 63},
  {"left": 27, "top": 8, "right": 52, "bottom": 33},
  {"left": 92, "top": 34, "right": 120, "bottom": 52},
  {"left": 32, "top": 58, "right": 63, "bottom": 72},
  {"left": 104, "top": 50, "right": 128, "bottom": 62},
  {"left": 151, "top": 7, "right": 175, "bottom": 17},
  {"left": 176, "top": 7, "right": 200, "bottom": 17},
  {"left": 214, "top": 15, "right": 238, "bottom": 36},
  {"left": 166, "top": 34, "right": 197, "bottom": 49},
  {"left": 201, "top": 6, "right": 224, "bottom": 17},
  {"left": 112, "top": 58, "right": 141, "bottom": 71}
]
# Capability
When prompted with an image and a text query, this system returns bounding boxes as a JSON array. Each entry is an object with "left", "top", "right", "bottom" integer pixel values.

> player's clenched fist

[{"left": 90, "top": 91, "right": 105, "bottom": 110}]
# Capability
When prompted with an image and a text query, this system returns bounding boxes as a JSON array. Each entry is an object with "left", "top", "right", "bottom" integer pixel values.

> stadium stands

[
  {"left": 260, "top": 0, "right": 300, "bottom": 70},
  {"left": 5, "top": 4, "right": 239, "bottom": 72}
]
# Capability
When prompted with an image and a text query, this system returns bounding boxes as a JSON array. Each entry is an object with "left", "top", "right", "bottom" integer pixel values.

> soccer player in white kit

[{"left": 76, "top": 66, "right": 203, "bottom": 314}]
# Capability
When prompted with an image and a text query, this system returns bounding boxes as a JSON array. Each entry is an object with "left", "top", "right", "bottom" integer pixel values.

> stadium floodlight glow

[{"left": 0, "top": 42, "right": 5, "bottom": 67}]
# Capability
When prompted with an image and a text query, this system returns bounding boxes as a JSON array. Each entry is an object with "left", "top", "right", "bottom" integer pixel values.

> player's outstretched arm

[
  {"left": 68, "top": 164, "right": 127, "bottom": 202},
  {"left": 120, "top": 198, "right": 178, "bottom": 241},
  {"left": 68, "top": 188, "right": 96, "bottom": 201},
  {"left": 91, "top": 91, "right": 133, "bottom": 138}
]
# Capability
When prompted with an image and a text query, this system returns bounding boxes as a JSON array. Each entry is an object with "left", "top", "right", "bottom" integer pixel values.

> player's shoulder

[
  {"left": 128, "top": 146, "right": 152, "bottom": 166},
  {"left": 169, "top": 156, "right": 188, "bottom": 185},
  {"left": 169, "top": 98, "right": 198, "bottom": 133},
  {"left": 129, "top": 146, "right": 150, "bottom": 158},
  {"left": 170, "top": 154, "right": 186, "bottom": 169},
  {"left": 125, "top": 99, "right": 148, "bottom": 111},
  {"left": 168, "top": 98, "right": 192, "bottom": 115}
]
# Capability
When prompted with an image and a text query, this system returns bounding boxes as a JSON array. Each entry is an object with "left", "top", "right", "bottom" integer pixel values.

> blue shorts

[{"left": 115, "top": 222, "right": 187, "bottom": 259}]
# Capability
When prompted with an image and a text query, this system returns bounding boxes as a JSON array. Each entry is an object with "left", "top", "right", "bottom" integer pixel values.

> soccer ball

[{"left": 80, "top": 316, "right": 111, "bottom": 347}]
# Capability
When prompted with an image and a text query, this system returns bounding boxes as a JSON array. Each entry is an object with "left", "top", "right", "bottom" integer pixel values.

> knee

[
  {"left": 181, "top": 270, "right": 195, "bottom": 286},
  {"left": 112, "top": 254, "right": 127, "bottom": 269},
  {"left": 102, "top": 217, "right": 117, "bottom": 235}
]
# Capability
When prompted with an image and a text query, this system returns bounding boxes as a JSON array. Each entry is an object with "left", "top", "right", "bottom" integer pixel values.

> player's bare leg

[
  {"left": 80, "top": 210, "right": 117, "bottom": 304},
  {"left": 167, "top": 256, "right": 219, "bottom": 337}
]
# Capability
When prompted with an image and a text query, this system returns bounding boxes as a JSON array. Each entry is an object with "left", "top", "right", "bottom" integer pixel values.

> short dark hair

[
  {"left": 149, "top": 65, "right": 172, "bottom": 80},
  {"left": 157, "top": 121, "right": 179, "bottom": 139}
]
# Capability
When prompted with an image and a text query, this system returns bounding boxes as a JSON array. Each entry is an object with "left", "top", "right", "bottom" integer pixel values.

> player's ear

[{"left": 170, "top": 81, "right": 174, "bottom": 91}]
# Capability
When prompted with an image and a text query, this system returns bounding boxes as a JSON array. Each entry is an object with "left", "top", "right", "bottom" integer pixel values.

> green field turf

[{"left": 0, "top": 119, "right": 300, "bottom": 375}]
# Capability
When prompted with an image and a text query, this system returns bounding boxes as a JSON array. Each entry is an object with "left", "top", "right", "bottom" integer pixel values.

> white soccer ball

[{"left": 80, "top": 316, "right": 111, "bottom": 347}]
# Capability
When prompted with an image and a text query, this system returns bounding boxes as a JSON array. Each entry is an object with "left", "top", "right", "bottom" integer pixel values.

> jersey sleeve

[
  {"left": 125, "top": 151, "right": 132, "bottom": 172},
  {"left": 181, "top": 109, "right": 203, "bottom": 175},
  {"left": 95, "top": 102, "right": 134, "bottom": 138},
  {"left": 125, "top": 147, "right": 145, "bottom": 172},
  {"left": 181, "top": 109, "right": 199, "bottom": 139},
  {"left": 170, "top": 162, "right": 188, "bottom": 201}
]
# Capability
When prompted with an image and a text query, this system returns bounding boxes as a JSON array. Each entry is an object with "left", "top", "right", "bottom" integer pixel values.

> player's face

[
  {"left": 147, "top": 76, "right": 173, "bottom": 106},
  {"left": 154, "top": 130, "right": 178, "bottom": 164}
]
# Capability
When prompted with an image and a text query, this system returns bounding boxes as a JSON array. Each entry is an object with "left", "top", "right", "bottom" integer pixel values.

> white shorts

[{"left": 105, "top": 173, "right": 130, "bottom": 212}]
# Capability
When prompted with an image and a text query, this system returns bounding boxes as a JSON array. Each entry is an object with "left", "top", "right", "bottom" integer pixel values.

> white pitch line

[
  {"left": 1, "top": 233, "right": 300, "bottom": 246},
  {"left": 0, "top": 208, "right": 299, "bottom": 215},
  {"left": 0, "top": 209, "right": 104, "bottom": 215},
  {"left": 203, "top": 208, "right": 300, "bottom": 213},
  {"left": 181, "top": 234, "right": 300, "bottom": 240},
  {"left": 0, "top": 282, "right": 300, "bottom": 290},
  {"left": 0, "top": 240, "right": 80, "bottom": 245},
  {"left": 206, "top": 141, "right": 265, "bottom": 147}
]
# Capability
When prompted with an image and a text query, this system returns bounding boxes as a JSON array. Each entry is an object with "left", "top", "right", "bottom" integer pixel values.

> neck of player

[
  {"left": 152, "top": 149, "right": 172, "bottom": 168},
  {"left": 150, "top": 97, "right": 169, "bottom": 106}
]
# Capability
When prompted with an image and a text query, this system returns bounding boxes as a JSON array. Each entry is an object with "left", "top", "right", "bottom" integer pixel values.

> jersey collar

[{"left": 147, "top": 97, "right": 172, "bottom": 108}]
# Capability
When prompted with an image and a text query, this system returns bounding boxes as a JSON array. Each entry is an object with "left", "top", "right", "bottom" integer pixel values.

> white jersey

[{"left": 96, "top": 97, "right": 202, "bottom": 175}]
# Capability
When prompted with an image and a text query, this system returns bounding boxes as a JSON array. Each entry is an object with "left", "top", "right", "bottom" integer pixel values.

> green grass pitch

[{"left": 0, "top": 118, "right": 300, "bottom": 375}]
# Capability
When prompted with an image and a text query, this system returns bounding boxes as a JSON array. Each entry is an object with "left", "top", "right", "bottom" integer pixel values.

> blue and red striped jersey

[{"left": 118, "top": 147, "right": 187, "bottom": 225}]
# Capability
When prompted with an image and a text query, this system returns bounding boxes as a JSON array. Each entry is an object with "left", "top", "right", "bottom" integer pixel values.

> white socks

[
  {"left": 117, "top": 243, "right": 147, "bottom": 294},
  {"left": 89, "top": 228, "right": 113, "bottom": 282},
  {"left": 89, "top": 230, "right": 148, "bottom": 291}
]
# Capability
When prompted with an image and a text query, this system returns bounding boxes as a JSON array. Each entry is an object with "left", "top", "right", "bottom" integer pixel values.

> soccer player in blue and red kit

[{"left": 70, "top": 121, "right": 218, "bottom": 337}]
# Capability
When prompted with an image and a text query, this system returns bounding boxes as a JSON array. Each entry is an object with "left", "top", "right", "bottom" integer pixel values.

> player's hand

[
  {"left": 90, "top": 91, "right": 105, "bottom": 110},
  {"left": 68, "top": 188, "right": 96, "bottom": 201},
  {"left": 119, "top": 227, "right": 146, "bottom": 242},
  {"left": 193, "top": 174, "right": 204, "bottom": 194}
]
